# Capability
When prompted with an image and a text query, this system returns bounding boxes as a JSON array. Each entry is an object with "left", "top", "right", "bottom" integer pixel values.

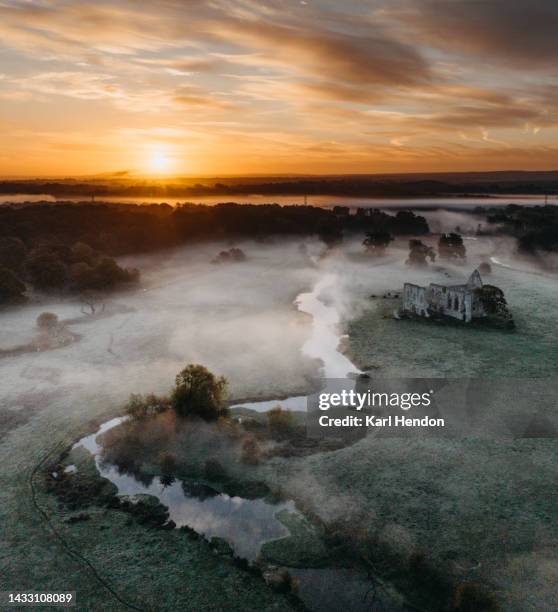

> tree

[
  {"left": 94, "top": 257, "right": 139, "bottom": 289},
  {"left": 25, "top": 249, "right": 67, "bottom": 289},
  {"left": 71, "top": 258, "right": 138, "bottom": 291},
  {"left": 70, "top": 262, "right": 96, "bottom": 291},
  {"left": 363, "top": 231, "right": 393, "bottom": 255},
  {"left": 267, "top": 406, "right": 295, "bottom": 436},
  {"left": 71, "top": 241, "right": 96, "bottom": 265},
  {"left": 0, "top": 237, "right": 26, "bottom": 272},
  {"left": 438, "top": 233, "right": 466, "bottom": 260},
  {"left": 79, "top": 290, "right": 105, "bottom": 315},
  {"left": 0, "top": 266, "right": 26, "bottom": 304},
  {"left": 171, "top": 364, "right": 228, "bottom": 420},
  {"left": 406, "top": 240, "right": 436, "bottom": 267},
  {"left": 392, "top": 210, "right": 429, "bottom": 235}
]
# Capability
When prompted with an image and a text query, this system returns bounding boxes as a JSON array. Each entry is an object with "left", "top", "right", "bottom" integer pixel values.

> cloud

[
  {"left": 400, "top": 0, "right": 558, "bottom": 69},
  {"left": 173, "top": 85, "right": 233, "bottom": 109},
  {"left": 209, "top": 17, "right": 432, "bottom": 87}
]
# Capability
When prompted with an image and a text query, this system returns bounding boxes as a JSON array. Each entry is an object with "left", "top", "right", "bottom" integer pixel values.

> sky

[{"left": 0, "top": 0, "right": 557, "bottom": 177}]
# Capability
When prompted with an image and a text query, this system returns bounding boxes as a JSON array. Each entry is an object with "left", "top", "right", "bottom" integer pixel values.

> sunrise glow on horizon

[{"left": 1, "top": 1, "right": 557, "bottom": 177}]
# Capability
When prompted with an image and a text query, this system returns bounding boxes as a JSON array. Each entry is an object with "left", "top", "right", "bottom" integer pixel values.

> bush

[
  {"left": 36, "top": 312, "right": 59, "bottom": 330},
  {"left": 211, "top": 247, "right": 247, "bottom": 264},
  {"left": 171, "top": 364, "right": 228, "bottom": 420},
  {"left": 267, "top": 407, "right": 295, "bottom": 436},
  {"left": 125, "top": 393, "right": 170, "bottom": 420}
]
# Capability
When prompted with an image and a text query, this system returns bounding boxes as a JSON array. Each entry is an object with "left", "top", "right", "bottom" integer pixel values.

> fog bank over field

[
  {"left": 0, "top": 240, "right": 327, "bottom": 435},
  {"left": 1, "top": 227, "right": 556, "bottom": 433},
  {"left": 1, "top": 220, "right": 558, "bottom": 612}
]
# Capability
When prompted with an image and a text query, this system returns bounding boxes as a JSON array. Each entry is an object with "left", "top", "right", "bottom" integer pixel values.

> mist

[{"left": 1, "top": 215, "right": 557, "bottom": 440}]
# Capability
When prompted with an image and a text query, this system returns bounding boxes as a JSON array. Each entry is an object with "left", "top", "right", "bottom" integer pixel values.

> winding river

[
  {"left": 231, "top": 273, "right": 360, "bottom": 412},
  {"left": 67, "top": 274, "right": 379, "bottom": 610}
]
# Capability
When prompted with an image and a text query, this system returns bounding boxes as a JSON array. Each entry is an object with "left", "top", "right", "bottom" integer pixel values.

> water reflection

[{"left": 73, "top": 418, "right": 293, "bottom": 561}]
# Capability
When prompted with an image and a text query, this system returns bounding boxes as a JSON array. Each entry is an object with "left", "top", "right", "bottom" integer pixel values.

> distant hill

[{"left": 1, "top": 169, "right": 558, "bottom": 199}]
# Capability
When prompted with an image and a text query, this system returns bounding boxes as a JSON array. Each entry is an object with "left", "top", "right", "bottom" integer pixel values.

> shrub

[
  {"left": 211, "top": 247, "right": 247, "bottom": 264},
  {"left": 267, "top": 406, "right": 295, "bottom": 436},
  {"left": 36, "top": 312, "right": 59, "bottom": 330},
  {"left": 171, "top": 364, "right": 228, "bottom": 420},
  {"left": 125, "top": 393, "right": 170, "bottom": 420}
]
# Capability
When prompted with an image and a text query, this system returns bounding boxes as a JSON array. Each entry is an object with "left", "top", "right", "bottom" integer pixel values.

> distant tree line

[
  {"left": 0, "top": 202, "right": 429, "bottom": 304},
  {"left": 2, "top": 173, "right": 558, "bottom": 199}
]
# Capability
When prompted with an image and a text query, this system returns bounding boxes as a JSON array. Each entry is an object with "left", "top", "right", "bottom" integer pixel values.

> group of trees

[
  {"left": 406, "top": 233, "right": 467, "bottom": 267},
  {"left": 126, "top": 364, "right": 228, "bottom": 422},
  {"left": 363, "top": 231, "right": 394, "bottom": 255},
  {"left": 0, "top": 201, "right": 431, "bottom": 305},
  {"left": 0, "top": 234, "right": 139, "bottom": 305},
  {"left": 362, "top": 228, "right": 467, "bottom": 267},
  {"left": 0, "top": 202, "right": 429, "bottom": 257}
]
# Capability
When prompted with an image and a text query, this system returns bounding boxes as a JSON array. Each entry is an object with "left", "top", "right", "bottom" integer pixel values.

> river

[{"left": 230, "top": 273, "right": 360, "bottom": 412}]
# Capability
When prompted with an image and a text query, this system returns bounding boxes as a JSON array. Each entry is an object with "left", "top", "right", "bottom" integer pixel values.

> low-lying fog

[{"left": 1, "top": 226, "right": 557, "bottom": 440}]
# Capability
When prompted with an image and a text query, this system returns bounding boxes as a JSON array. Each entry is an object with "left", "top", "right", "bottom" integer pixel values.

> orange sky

[{"left": 1, "top": 0, "right": 557, "bottom": 177}]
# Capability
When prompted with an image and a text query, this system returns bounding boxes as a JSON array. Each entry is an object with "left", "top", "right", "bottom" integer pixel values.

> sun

[{"left": 146, "top": 148, "right": 172, "bottom": 174}]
